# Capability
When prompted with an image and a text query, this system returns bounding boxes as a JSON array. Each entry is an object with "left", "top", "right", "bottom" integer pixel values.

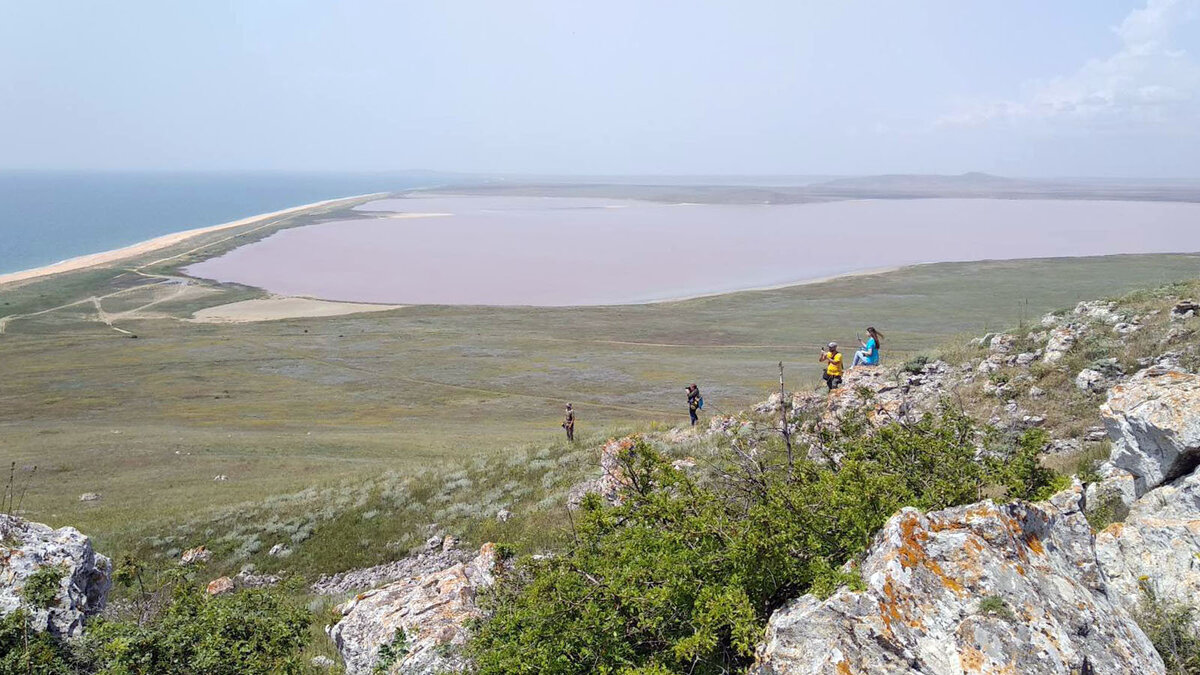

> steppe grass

[{"left": 1, "top": 253, "right": 1198, "bottom": 568}]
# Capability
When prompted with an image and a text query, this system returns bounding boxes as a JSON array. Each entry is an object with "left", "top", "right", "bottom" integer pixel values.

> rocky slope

[{"left": 750, "top": 365, "right": 1200, "bottom": 674}]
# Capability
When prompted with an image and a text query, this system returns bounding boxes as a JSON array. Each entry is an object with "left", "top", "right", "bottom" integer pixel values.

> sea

[{"left": 0, "top": 170, "right": 436, "bottom": 275}]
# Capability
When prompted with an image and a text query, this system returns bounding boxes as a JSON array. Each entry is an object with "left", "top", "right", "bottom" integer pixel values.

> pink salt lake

[{"left": 185, "top": 195, "right": 1200, "bottom": 306}]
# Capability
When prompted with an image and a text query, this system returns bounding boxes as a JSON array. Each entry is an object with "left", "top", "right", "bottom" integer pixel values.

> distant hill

[{"left": 812, "top": 172, "right": 1042, "bottom": 191}]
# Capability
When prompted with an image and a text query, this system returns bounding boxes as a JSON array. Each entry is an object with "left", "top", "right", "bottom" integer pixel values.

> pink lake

[{"left": 184, "top": 195, "right": 1200, "bottom": 306}]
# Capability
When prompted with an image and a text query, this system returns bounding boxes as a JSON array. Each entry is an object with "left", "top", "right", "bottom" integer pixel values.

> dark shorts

[{"left": 823, "top": 372, "right": 843, "bottom": 390}]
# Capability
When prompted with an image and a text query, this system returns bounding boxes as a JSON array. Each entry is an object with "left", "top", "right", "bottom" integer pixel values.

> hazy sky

[{"left": 3, "top": 1, "right": 1199, "bottom": 177}]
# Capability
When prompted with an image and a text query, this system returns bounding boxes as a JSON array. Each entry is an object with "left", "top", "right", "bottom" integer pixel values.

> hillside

[{"left": 4, "top": 275, "right": 1200, "bottom": 673}]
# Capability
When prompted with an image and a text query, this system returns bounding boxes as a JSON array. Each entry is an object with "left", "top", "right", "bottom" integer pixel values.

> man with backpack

[
  {"left": 562, "top": 403, "right": 576, "bottom": 442},
  {"left": 820, "top": 342, "right": 844, "bottom": 391},
  {"left": 686, "top": 384, "right": 703, "bottom": 426}
]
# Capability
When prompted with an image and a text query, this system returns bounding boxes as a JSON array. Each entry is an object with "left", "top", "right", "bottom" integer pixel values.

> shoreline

[{"left": 0, "top": 192, "right": 389, "bottom": 288}]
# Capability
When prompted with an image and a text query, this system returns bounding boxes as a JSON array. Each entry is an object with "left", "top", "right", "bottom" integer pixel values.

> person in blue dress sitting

[{"left": 851, "top": 326, "right": 883, "bottom": 368}]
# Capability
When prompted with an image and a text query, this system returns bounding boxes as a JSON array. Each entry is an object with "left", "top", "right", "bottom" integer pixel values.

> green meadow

[{"left": 1, "top": 193, "right": 1198, "bottom": 567}]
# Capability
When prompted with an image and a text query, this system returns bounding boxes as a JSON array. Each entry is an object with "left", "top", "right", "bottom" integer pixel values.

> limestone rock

[
  {"left": 77, "top": 493, "right": 101, "bottom": 502},
  {"left": 0, "top": 515, "right": 111, "bottom": 637},
  {"left": 311, "top": 547, "right": 469, "bottom": 596},
  {"left": 1043, "top": 325, "right": 1083, "bottom": 364},
  {"left": 206, "top": 576, "right": 235, "bottom": 596},
  {"left": 1083, "top": 463, "right": 1138, "bottom": 516},
  {"left": 329, "top": 543, "right": 499, "bottom": 675},
  {"left": 267, "top": 543, "right": 292, "bottom": 558},
  {"left": 567, "top": 437, "right": 634, "bottom": 508},
  {"left": 751, "top": 488, "right": 1163, "bottom": 674},
  {"left": 1102, "top": 368, "right": 1200, "bottom": 495},
  {"left": 1075, "top": 368, "right": 1107, "bottom": 393},
  {"left": 495, "top": 508, "right": 512, "bottom": 523},
  {"left": 1075, "top": 300, "right": 1122, "bottom": 324},
  {"left": 179, "top": 545, "right": 212, "bottom": 566},
  {"left": 1096, "top": 468, "right": 1200, "bottom": 623},
  {"left": 1171, "top": 300, "right": 1199, "bottom": 321}
]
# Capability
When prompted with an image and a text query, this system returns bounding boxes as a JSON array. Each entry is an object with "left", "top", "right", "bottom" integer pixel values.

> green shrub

[
  {"left": 901, "top": 354, "right": 930, "bottom": 374},
  {"left": 85, "top": 585, "right": 310, "bottom": 675},
  {"left": 0, "top": 610, "right": 74, "bottom": 675},
  {"left": 470, "top": 410, "right": 1059, "bottom": 674},
  {"left": 1137, "top": 584, "right": 1200, "bottom": 674},
  {"left": 22, "top": 565, "right": 66, "bottom": 610},
  {"left": 977, "top": 596, "right": 1016, "bottom": 622}
]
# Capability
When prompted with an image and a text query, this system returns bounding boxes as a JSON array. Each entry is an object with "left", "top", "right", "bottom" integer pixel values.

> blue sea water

[{"left": 0, "top": 171, "right": 436, "bottom": 274}]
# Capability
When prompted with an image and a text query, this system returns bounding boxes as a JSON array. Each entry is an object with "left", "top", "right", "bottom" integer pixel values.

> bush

[
  {"left": 85, "top": 585, "right": 310, "bottom": 675},
  {"left": 470, "top": 410, "right": 1059, "bottom": 674},
  {"left": 0, "top": 580, "right": 311, "bottom": 675},
  {"left": 22, "top": 565, "right": 66, "bottom": 610}
]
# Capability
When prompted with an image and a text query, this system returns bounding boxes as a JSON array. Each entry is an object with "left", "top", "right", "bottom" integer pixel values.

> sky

[{"left": 2, "top": 1, "right": 1199, "bottom": 177}]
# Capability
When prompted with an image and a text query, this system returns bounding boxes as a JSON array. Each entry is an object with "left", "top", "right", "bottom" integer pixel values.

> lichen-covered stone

[
  {"left": 0, "top": 514, "right": 111, "bottom": 637},
  {"left": 1102, "top": 368, "right": 1200, "bottom": 496},
  {"left": 751, "top": 487, "right": 1163, "bottom": 675},
  {"left": 329, "top": 543, "right": 499, "bottom": 675},
  {"left": 1097, "top": 467, "right": 1200, "bottom": 623}
]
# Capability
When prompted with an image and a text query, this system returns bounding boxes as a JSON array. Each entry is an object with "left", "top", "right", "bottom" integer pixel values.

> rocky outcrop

[
  {"left": 1096, "top": 467, "right": 1200, "bottom": 624},
  {"left": 751, "top": 485, "right": 1164, "bottom": 674},
  {"left": 0, "top": 514, "right": 111, "bottom": 637},
  {"left": 567, "top": 437, "right": 633, "bottom": 508},
  {"left": 312, "top": 546, "right": 468, "bottom": 596},
  {"left": 1102, "top": 368, "right": 1200, "bottom": 496},
  {"left": 329, "top": 543, "right": 499, "bottom": 675}
]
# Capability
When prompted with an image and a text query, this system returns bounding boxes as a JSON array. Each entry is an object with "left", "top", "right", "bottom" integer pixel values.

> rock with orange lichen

[
  {"left": 1096, "top": 466, "right": 1200, "bottom": 626},
  {"left": 751, "top": 485, "right": 1164, "bottom": 674},
  {"left": 1102, "top": 367, "right": 1200, "bottom": 497},
  {"left": 328, "top": 543, "right": 500, "bottom": 675}
]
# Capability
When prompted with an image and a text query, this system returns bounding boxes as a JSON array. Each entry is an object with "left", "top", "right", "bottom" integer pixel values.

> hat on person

[{"left": 828, "top": 341, "right": 837, "bottom": 349}]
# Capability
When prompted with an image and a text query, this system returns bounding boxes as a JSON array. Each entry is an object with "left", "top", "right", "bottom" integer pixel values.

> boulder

[
  {"left": 1096, "top": 467, "right": 1200, "bottom": 623},
  {"left": 311, "top": 547, "right": 469, "bottom": 596},
  {"left": 1075, "top": 368, "right": 1107, "bottom": 393},
  {"left": 329, "top": 543, "right": 499, "bottom": 675},
  {"left": 1102, "top": 368, "right": 1200, "bottom": 495},
  {"left": 567, "top": 437, "right": 634, "bottom": 508},
  {"left": 0, "top": 515, "right": 111, "bottom": 637},
  {"left": 1075, "top": 300, "right": 1122, "bottom": 324},
  {"left": 1171, "top": 300, "right": 1199, "bottom": 321},
  {"left": 179, "top": 545, "right": 212, "bottom": 566},
  {"left": 1043, "top": 325, "right": 1082, "bottom": 364},
  {"left": 77, "top": 493, "right": 101, "bottom": 502},
  {"left": 750, "top": 487, "right": 1163, "bottom": 674},
  {"left": 206, "top": 576, "right": 235, "bottom": 596}
]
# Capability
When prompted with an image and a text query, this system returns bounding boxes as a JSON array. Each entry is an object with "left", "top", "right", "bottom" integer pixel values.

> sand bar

[
  {"left": 0, "top": 192, "right": 387, "bottom": 288},
  {"left": 189, "top": 297, "right": 403, "bottom": 323}
]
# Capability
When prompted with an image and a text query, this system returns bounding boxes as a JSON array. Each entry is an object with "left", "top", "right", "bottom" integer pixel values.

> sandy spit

[
  {"left": 0, "top": 192, "right": 388, "bottom": 288},
  {"left": 188, "top": 297, "right": 403, "bottom": 323}
]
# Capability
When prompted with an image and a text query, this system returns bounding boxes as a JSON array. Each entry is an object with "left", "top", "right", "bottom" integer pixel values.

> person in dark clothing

[
  {"left": 686, "top": 384, "right": 702, "bottom": 426},
  {"left": 562, "top": 403, "right": 575, "bottom": 442}
]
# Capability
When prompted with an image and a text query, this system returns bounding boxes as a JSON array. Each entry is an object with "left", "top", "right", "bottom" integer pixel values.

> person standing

[
  {"left": 819, "top": 342, "right": 844, "bottom": 390},
  {"left": 562, "top": 403, "right": 576, "bottom": 442},
  {"left": 851, "top": 327, "right": 884, "bottom": 368},
  {"left": 686, "top": 384, "right": 703, "bottom": 426}
]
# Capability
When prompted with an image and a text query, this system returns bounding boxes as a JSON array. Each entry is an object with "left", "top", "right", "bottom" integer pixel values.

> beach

[{"left": 0, "top": 192, "right": 387, "bottom": 288}]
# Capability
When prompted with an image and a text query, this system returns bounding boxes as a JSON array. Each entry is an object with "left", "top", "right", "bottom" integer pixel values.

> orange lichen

[
  {"left": 1024, "top": 534, "right": 1045, "bottom": 555},
  {"left": 895, "top": 514, "right": 966, "bottom": 596},
  {"left": 836, "top": 659, "right": 854, "bottom": 675},
  {"left": 960, "top": 645, "right": 985, "bottom": 671}
]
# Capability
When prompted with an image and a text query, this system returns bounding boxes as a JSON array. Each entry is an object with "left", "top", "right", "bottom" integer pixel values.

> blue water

[{"left": 0, "top": 171, "right": 438, "bottom": 274}]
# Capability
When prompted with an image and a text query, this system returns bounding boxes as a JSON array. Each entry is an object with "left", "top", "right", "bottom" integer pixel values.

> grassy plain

[{"left": 1, "top": 191, "right": 1198, "bottom": 574}]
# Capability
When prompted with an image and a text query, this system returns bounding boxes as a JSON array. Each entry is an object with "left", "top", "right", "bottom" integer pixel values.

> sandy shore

[
  {"left": 189, "top": 297, "right": 404, "bottom": 323},
  {"left": 0, "top": 192, "right": 388, "bottom": 288}
]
